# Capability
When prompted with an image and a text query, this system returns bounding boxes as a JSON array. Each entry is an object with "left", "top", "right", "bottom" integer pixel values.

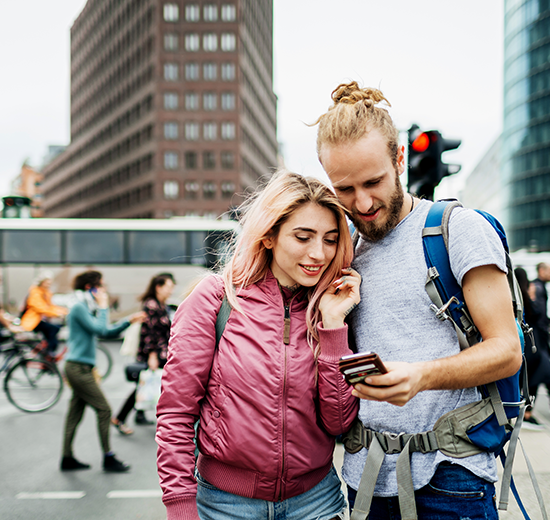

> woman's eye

[
  {"left": 324, "top": 238, "right": 338, "bottom": 245},
  {"left": 296, "top": 236, "right": 309, "bottom": 242}
]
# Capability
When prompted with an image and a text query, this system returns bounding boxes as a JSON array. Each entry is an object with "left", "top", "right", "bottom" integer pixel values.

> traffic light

[{"left": 407, "top": 124, "right": 461, "bottom": 200}]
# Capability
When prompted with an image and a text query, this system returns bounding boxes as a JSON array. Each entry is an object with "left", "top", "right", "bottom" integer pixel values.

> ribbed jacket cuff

[
  {"left": 164, "top": 496, "right": 200, "bottom": 520},
  {"left": 317, "top": 323, "right": 351, "bottom": 362}
]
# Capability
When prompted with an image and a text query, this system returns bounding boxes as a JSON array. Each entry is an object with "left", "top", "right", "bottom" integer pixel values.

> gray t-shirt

[{"left": 343, "top": 199, "right": 507, "bottom": 496}]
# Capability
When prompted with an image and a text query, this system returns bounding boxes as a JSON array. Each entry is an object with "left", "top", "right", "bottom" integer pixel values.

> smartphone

[{"left": 338, "top": 351, "right": 387, "bottom": 385}]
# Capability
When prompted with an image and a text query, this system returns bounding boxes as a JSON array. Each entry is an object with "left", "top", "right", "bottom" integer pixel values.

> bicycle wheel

[
  {"left": 4, "top": 357, "right": 63, "bottom": 413},
  {"left": 95, "top": 343, "right": 113, "bottom": 380}
]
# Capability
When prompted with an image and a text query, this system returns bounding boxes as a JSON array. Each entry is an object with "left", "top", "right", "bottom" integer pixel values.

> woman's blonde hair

[
  {"left": 222, "top": 170, "right": 353, "bottom": 351},
  {"left": 315, "top": 81, "right": 400, "bottom": 171}
]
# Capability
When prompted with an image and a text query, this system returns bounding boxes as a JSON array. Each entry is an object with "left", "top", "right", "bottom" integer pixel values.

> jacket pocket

[{"left": 202, "top": 384, "right": 230, "bottom": 450}]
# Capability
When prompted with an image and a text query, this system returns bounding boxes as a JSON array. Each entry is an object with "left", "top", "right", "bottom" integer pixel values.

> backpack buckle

[
  {"left": 430, "top": 296, "right": 459, "bottom": 322},
  {"left": 383, "top": 432, "right": 406, "bottom": 454}
]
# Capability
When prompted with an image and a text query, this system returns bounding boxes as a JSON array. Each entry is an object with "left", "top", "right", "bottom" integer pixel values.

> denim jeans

[
  {"left": 347, "top": 462, "right": 498, "bottom": 520},
  {"left": 196, "top": 466, "right": 346, "bottom": 520}
]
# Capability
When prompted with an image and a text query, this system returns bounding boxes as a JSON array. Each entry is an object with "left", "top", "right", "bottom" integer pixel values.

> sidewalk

[{"left": 333, "top": 419, "right": 550, "bottom": 520}]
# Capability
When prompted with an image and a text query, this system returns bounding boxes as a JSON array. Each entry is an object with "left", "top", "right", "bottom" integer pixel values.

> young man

[{"left": 315, "top": 81, "right": 522, "bottom": 519}]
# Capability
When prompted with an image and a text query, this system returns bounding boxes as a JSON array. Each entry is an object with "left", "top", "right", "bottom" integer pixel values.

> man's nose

[{"left": 355, "top": 189, "right": 373, "bottom": 214}]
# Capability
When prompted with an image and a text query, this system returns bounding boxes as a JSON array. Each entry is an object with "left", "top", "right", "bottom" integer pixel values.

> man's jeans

[
  {"left": 347, "top": 462, "right": 498, "bottom": 520},
  {"left": 196, "top": 466, "right": 346, "bottom": 520}
]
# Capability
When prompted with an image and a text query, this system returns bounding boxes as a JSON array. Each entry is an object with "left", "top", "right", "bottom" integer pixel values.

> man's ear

[{"left": 396, "top": 145, "right": 405, "bottom": 176}]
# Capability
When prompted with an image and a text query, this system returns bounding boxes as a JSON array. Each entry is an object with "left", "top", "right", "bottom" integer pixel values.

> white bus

[{"left": 0, "top": 217, "right": 238, "bottom": 316}]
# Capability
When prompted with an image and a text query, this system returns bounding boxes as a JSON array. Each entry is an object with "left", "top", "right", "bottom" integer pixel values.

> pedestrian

[
  {"left": 20, "top": 270, "right": 68, "bottom": 357},
  {"left": 60, "top": 270, "right": 145, "bottom": 472},
  {"left": 314, "top": 81, "right": 522, "bottom": 519},
  {"left": 112, "top": 272, "right": 176, "bottom": 434},
  {"left": 156, "top": 170, "right": 360, "bottom": 520},
  {"left": 515, "top": 267, "right": 550, "bottom": 429},
  {"left": 532, "top": 262, "right": 550, "bottom": 352}
]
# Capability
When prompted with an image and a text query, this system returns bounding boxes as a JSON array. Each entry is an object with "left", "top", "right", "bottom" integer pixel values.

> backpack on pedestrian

[{"left": 344, "top": 199, "right": 548, "bottom": 520}]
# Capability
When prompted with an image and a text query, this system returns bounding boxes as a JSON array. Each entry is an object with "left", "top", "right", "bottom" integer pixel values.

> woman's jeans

[
  {"left": 347, "top": 462, "right": 498, "bottom": 520},
  {"left": 196, "top": 466, "right": 346, "bottom": 520}
]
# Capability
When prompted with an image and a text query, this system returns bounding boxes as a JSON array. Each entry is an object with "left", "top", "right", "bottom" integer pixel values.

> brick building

[
  {"left": 41, "top": 0, "right": 277, "bottom": 218},
  {"left": 11, "top": 163, "right": 44, "bottom": 217}
]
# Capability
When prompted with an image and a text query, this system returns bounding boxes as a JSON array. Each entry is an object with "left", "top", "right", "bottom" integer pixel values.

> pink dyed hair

[{"left": 222, "top": 170, "right": 353, "bottom": 351}]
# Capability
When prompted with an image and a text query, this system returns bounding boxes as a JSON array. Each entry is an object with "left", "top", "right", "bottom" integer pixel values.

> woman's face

[
  {"left": 156, "top": 279, "right": 175, "bottom": 303},
  {"left": 40, "top": 279, "right": 52, "bottom": 290},
  {"left": 264, "top": 202, "right": 339, "bottom": 288}
]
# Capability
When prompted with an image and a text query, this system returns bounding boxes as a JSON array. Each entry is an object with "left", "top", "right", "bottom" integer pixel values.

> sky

[{"left": 0, "top": 0, "right": 504, "bottom": 199}]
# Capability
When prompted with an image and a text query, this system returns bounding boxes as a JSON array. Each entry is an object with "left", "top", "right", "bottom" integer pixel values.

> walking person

[
  {"left": 60, "top": 270, "right": 144, "bottom": 472},
  {"left": 20, "top": 270, "right": 68, "bottom": 357},
  {"left": 112, "top": 273, "right": 175, "bottom": 434},
  {"left": 314, "top": 81, "right": 522, "bottom": 519},
  {"left": 156, "top": 171, "right": 360, "bottom": 520}
]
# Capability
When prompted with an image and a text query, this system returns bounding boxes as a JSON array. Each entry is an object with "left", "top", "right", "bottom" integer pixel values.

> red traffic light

[{"left": 411, "top": 132, "right": 430, "bottom": 152}]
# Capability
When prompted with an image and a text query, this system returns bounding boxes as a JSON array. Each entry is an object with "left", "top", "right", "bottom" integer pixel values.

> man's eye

[{"left": 336, "top": 187, "right": 352, "bottom": 193}]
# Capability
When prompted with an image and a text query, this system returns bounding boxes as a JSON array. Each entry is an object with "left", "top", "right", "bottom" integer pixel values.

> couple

[{"left": 156, "top": 82, "right": 521, "bottom": 520}]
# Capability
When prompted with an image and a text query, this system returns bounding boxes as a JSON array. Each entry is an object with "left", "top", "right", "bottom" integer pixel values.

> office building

[
  {"left": 503, "top": 0, "right": 550, "bottom": 251},
  {"left": 41, "top": 0, "right": 277, "bottom": 218}
]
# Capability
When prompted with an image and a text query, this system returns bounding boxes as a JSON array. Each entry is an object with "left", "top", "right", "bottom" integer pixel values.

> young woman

[
  {"left": 60, "top": 270, "right": 144, "bottom": 472},
  {"left": 112, "top": 273, "right": 176, "bottom": 434},
  {"left": 156, "top": 171, "right": 360, "bottom": 520}
]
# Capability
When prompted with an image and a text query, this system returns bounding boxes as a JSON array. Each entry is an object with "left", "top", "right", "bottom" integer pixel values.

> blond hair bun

[{"left": 331, "top": 81, "right": 391, "bottom": 110}]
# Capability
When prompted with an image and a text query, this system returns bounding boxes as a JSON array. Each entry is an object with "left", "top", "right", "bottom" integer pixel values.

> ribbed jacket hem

[{"left": 318, "top": 323, "right": 351, "bottom": 362}]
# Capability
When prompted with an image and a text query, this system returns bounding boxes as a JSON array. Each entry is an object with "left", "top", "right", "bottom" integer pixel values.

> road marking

[
  {"left": 16, "top": 492, "right": 86, "bottom": 500},
  {"left": 107, "top": 490, "right": 162, "bottom": 499}
]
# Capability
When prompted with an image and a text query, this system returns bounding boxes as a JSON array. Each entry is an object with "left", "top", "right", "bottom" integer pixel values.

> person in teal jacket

[{"left": 61, "top": 270, "right": 144, "bottom": 473}]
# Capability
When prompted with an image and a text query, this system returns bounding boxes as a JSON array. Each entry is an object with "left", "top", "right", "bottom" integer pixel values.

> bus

[{"left": 0, "top": 217, "right": 238, "bottom": 315}]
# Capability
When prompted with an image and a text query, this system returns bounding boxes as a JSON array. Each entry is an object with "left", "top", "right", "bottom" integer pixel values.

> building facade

[
  {"left": 503, "top": 0, "right": 550, "bottom": 251},
  {"left": 41, "top": 0, "right": 277, "bottom": 219},
  {"left": 11, "top": 163, "right": 44, "bottom": 217}
]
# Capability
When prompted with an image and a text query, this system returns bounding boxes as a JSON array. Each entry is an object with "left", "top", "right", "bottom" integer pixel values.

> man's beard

[{"left": 350, "top": 173, "right": 405, "bottom": 242}]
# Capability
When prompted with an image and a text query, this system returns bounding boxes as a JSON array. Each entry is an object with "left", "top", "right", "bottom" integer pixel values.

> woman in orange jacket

[{"left": 21, "top": 271, "right": 68, "bottom": 355}]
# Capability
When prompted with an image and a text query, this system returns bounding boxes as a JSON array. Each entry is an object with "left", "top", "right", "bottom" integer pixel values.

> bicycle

[{"left": 1, "top": 336, "right": 64, "bottom": 413}]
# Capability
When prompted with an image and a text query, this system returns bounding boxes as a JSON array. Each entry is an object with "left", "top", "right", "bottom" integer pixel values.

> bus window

[
  {"left": 189, "top": 231, "right": 207, "bottom": 265},
  {"left": 3, "top": 230, "right": 62, "bottom": 263},
  {"left": 128, "top": 231, "right": 187, "bottom": 263},
  {"left": 66, "top": 231, "right": 124, "bottom": 263}
]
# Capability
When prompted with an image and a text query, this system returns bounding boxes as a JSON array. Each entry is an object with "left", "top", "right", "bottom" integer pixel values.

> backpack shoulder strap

[{"left": 215, "top": 292, "right": 231, "bottom": 348}]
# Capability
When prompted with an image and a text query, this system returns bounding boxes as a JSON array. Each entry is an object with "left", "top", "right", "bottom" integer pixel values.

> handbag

[
  {"left": 120, "top": 322, "right": 142, "bottom": 357},
  {"left": 135, "top": 369, "right": 163, "bottom": 411},
  {"left": 125, "top": 361, "right": 148, "bottom": 382}
]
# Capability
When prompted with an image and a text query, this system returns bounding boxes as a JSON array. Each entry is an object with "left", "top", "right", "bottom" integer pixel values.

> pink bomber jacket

[{"left": 156, "top": 272, "right": 358, "bottom": 520}]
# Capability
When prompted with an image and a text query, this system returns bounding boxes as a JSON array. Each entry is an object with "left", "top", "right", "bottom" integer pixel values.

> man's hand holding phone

[{"left": 338, "top": 352, "right": 387, "bottom": 385}]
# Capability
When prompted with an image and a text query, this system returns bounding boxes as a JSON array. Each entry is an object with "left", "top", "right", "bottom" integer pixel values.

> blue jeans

[
  {"left": 347, "top": 462, "right": 498, "bottom": 520},
  {"left": 196, "top": 466, "right": 346, "bottom": 520}
]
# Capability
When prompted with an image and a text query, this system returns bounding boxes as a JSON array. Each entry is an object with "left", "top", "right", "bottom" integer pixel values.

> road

[{"left": 0, "top": 340, "right": 166, "bottom": 520}]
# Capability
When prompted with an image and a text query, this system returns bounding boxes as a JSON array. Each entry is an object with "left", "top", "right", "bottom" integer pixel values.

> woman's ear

[{"left": 262, "top": 237, "right": 273, "bottom": 249}]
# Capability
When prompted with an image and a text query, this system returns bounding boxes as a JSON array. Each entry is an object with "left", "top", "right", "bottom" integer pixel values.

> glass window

[
  {"left": 66, "top": 231, "right": 124, "bottom": 263},
  {"left": 164, "top": 180, "right": 179, "bottom": 200},
  {"left": 221, "top": 121, "right": 235, "bottom": 140},
  {"left": 185, "top": 4, "right": 200, "bottom": 21},
  {"left": 221, "top": 62, "right": 235, "bottom": 81},
  {"left": 185, "top": 180, "right": 200, "bottom": 199},
  {"left": 203, "top": 62, "right": 217, "bottom": 81},
  {"left": 221, "top": 180, "right": 236, "bottom": 197},
  {"left": 185, "top": 33, "right": 200, "bottom": 51},
  {"left": 164, "top": 33, "right": 178, "bottom": 51},
  {"left": 164, "top": 92, "right": 179, "bottom": 110},
  {"left": 203, "top": 122, "right": 217, "bottom": 141},
  {"left": 203, "top": 33, "right": 218, "bottom": 51},
  {"left": 164, "top": 122, "right": 179, "bottom": 139},
  {"left": 203, "top": 151, "right": 216, "bottom": 169},
  {"left": 128, "top": 231, "right": 187, "bottom": 264},
  {"left": 164, "top": 63, "right": 179, "bottom": 81},
  {"left": 203, "top": 92, "right": 217, "bottom": 110},
  {"left": 189, "top": 231, "right": 207, "bottom": 264},
  {"left": 203, "top": 181, "right": 217, "bottom": 199},
  {"left": 221, "top": 91, "right": 235, "bottom": 110},
  {"left": 185, "top": 122, "right": 200, "bottom": 140},
  {"left": 221, "top": 151, "right": 234, "bottom": 169},
  {"left": 185, "top": 62, "right": 199, "bottom": 80},
  {"left": 3, "top": 230, "right": 61, "bottom": 263},
  {"left": 185, "top": 92, "right": 199, "bottom": 110},
  {"left": 164, "top": 3, "right": 179, "bottom": 21},
  {"left": 204, "top": 4, "right": 218, "bottom": 21},
  {"left": 221, "top": 33, "right": 236, "bottom": 51},
  {"left": 185, "top": 151, "right": 198, "bottom": 169},
  {"left": 221, "top": 4, "right": 236, "bottom": 21},
  {"left": 164, "top": 151, "right": 178, "bottom": 169}
]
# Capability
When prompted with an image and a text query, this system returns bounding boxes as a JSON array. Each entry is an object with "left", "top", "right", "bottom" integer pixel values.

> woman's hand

[
  {"left": 129, "top": 311, "right": 146, "bottom": 324},
  {"left": 148, "top": 351, "right": 159, "bottom": 371},
  {"left": 94, "top": 287, "right": 109, "bottom": 309},
  {"left": 319, "top": 267, "right": 361, "bottom": 329}
]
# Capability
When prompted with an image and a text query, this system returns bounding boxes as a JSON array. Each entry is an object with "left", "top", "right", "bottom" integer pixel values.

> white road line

[
  {"left": 16, "top": 492, "right": 86, "bottom": 500},
  {"left": 107, "top": 490, "right": 162, "bottom": 499}
]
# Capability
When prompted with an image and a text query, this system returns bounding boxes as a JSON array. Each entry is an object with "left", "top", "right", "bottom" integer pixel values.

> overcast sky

[{"left": 0, "top": 0, "right": 503, "bottom": 198}]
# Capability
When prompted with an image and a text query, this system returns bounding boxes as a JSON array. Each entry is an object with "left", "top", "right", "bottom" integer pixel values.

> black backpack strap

[{"left": 215, "top": 293, "right": 231, "bottom": 348}]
